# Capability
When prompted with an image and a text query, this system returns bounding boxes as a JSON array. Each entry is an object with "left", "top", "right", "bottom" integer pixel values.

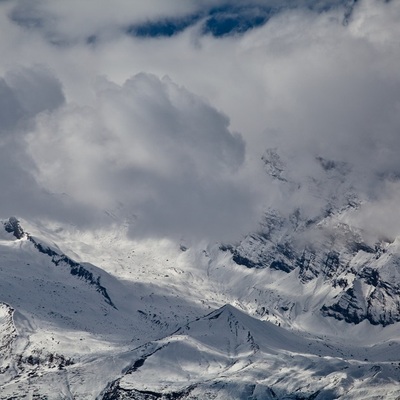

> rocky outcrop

[
  {"left": 225, "top": 189, "right": 399, "bottom": 327},
  {"left": 3, "top": 216, "right": 25, "bottom": 239},
  {"left": 28, "top": 236, "right": 117, "bottom": 309},
  {"left": 322, "top": 267, "right": 400, "bottom": 326},
  {"left": 1, "top": 217, "right": 117, "bottom": 310}
]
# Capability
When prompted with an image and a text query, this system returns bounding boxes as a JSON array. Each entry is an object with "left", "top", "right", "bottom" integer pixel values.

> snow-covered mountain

[
  {"left": 1, "top": 159, "right": 400, "bottom": 400},
  {"left": 223, "top": 150, "right": 400, "bottom": 330}
]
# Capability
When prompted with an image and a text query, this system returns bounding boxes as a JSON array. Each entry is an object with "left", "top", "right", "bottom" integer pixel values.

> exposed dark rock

[
  {"left": 321, "top": 276, "right": 400, "bottom": 326},
  {"left": 359, "top": 268, "right": 380, "bottom": 287},
  {"left": 270, "top": 260, "right": 294, "bottom": 273},
  {"left": 333, "top": 278, "right": 348, "bottom": 289},
  {"left": 321, "top": 287, "right": 365, "bottom": 325},
  {"left": 101, "top": 380, "right": 195, "bottom": 399},
  {"left": 3, "top": 217, "right": 25, "bottom": 239},
  {"left": 232, "top": 251, "right": 260, "bottom": 269},
  {"left": 262, "top": 148, "right": 287, "bottom": 181},
  {"left": 323, "top": 251, "right": 340, "bottom": 278},
  {"left": 349, "top": 242, "right": 375, "bottom": 254},
  {"left": 298, "top": 249, "right": 319, "bottom": 282}
]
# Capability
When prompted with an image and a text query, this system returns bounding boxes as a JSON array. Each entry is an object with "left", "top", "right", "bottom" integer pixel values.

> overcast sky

[{"left": 0, "top": 0, "right": 399, "bottom": 241}]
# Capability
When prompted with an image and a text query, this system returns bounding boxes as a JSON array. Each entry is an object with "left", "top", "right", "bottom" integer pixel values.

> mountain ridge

[{"left": 1, "top": 212, "right": 400, "bottom": 399}]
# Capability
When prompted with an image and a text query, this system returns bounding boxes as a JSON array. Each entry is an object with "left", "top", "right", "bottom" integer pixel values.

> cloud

[
  {"left": 0, "top": 66, "right": 63, "bottom": 139},
  {"left": 0, "top": 77, "right": 24, "bottom": 134},
  {"left": 7, "top": 0, "right": 202, "bottom": 42},
  {"left": 0, "top": 66, "right": 98, "bottom": 226},
  {"left": 6, "top": 0, "right": 357, "bottom": 44},
  {"left": 5, "top": 66, "right": 64, "bottom": 117},
  {"left": 25, "top": 73, "right": 261, "bottom": 240},
  {"left": 0, "top": 0, "right": 400, "bottom": 241}
]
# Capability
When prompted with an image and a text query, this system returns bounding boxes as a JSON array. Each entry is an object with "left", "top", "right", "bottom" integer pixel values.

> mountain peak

[
  {"left": 3, "top": 216, "right": 25, "bottom": 239},
  {"left": 207, "top": 303, "right": 238, "bottom": 318}
]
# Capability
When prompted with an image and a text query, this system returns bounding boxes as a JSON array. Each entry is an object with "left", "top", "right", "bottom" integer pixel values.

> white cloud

[
  {"left": 0, "top": 0, "right": 400, "bottom": 241},
  {"left": 26, "top": 73, "right": 261, "bottom": 240}
]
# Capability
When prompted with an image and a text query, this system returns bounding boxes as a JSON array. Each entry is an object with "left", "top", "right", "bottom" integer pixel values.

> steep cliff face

[
  {"left": 221, "top": 151, "right": 400, "bottom": 328},
  {"left": 223, "top": 209, "right": 400, "bottom": 327}
]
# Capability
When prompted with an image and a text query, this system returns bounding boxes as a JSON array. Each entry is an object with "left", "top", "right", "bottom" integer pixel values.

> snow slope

[
  {"left": 1, "top": 215, "right": 400, "bottom": 399},
  {"left": 101, "top": 304, "right": 400, "bottom": 399}
]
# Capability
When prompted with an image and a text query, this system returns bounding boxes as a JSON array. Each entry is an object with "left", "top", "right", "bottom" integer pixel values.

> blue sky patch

[
  {"left": 127, "top": 14, "right": 201, "bottom": 38},
  {"left": 202, "top": 5, "right": 274, "bottom": 37}
]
